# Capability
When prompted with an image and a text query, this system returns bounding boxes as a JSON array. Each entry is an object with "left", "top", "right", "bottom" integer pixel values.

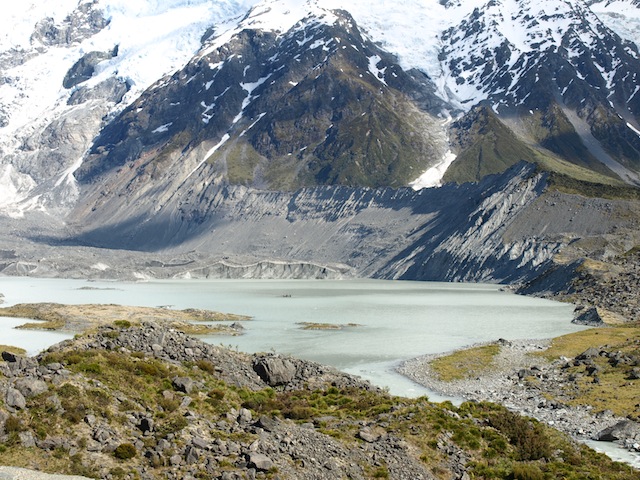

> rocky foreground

[{"left": 1, "top": 323, "right": 638, "bottom": 479}]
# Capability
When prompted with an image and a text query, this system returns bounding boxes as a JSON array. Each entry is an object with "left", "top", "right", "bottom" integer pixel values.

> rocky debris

[
  {"left": 0, "top": 324, "right": 440, "bottom": 479},
  {"left": 556, "top": 249, "right": 640, "bottom": 323},
  {"left": 70, "top": 322, "right": 372, "bottom": 394},
  {"left": 399, "top": 339, "right": 640, "bottom": 454}
]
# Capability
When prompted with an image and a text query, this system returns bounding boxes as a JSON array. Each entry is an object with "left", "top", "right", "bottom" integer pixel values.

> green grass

[
  {"left": 429, "top": 344, "right": 501, "bottom": 381},
  {"left": 535, "top": 324, "right": 640, "bottom": 418},
  {"left": 0, "top": 345, "right": 27, "bottom": 355},
  {"left": 546, "top": 171, "right": 640, "bottom": 199}
]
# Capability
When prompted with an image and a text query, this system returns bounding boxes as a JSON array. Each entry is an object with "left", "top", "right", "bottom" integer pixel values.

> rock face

[
  {"left": 0, "top": 1, "right": 639, "bottom": 299},
  {"left": 253, "top": 356, "right": 297, "bottom": 386},
  {"left": 64, "top": 163, "right": 565, "bottom": 284},
  {"left": 572, "top": 306, "right": 606, "bottom": 326}
]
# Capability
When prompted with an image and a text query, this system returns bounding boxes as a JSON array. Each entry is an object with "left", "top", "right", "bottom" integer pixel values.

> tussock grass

[
  {"left": 538, "top": 325, "right": 639, "bottom": 361},
  {"left": 536, "top": 324, "right": 640, "bottom": 417},
  {"left": 0, "top": 344, "right": 27, "bottom": 355},
  {"left": 429, "top": 344, "right": 501, "bottom": 382},
  {"left": 4, "top": 326, "right": 639, "bottom": 479}
]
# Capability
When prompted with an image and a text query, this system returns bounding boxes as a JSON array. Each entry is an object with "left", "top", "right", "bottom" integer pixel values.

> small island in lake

[{"left": 0, "top": 303, "right": 251, "bottom": 335}]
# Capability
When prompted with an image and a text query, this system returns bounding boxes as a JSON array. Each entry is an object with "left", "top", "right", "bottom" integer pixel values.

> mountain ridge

[{"left": 0, "top": 0, "right": 639, "bottom": 296}]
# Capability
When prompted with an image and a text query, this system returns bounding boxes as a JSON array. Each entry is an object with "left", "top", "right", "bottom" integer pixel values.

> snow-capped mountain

[{"left": 1, "top": 0, "right": 640, "bottom": 219}]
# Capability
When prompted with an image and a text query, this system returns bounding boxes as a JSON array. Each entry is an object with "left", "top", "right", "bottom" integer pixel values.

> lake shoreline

[{"left": 398, "top": 339, "right": 640, "bottom": 465}]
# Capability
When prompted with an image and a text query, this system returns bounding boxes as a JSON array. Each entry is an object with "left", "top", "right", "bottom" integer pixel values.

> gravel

[
  {"left": 398, "top": 339, "right": 625, "bottom": 442},
  {"left": 0, "top": 467, "right": 92, "bottom": 480}
]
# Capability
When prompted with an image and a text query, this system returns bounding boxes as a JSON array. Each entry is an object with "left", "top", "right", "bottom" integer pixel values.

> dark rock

[
  {"left": 254, "top": 415, "right": 278, "bottom": 432},
  {"left": 139, "top": 417, "right": 154, "bottom": 433},
  {"left": 252, "top": 355, "right": 296, "bottom": 386},
  {"left": 585, "top": 365, "right": 601, "bottom": 377},
  {"left": 63, "top": 49, "right": 116, "bottom": 89},
  {"left": 1, "top": 351, "right": 18, "bottom": 362},
  {"left": 595, "top": 420, "right": 640, "bottom": 442}
]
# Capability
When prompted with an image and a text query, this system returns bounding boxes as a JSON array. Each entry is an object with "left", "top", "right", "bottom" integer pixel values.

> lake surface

[{"left": 0, "top": 277, "right": 584, "bottom": 399}]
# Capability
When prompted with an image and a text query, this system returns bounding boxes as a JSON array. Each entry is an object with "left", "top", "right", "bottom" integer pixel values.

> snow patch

[
  {"left": 410, "top": 150, "right": 458, "bottom": 190},
  {"left": 152, "top": 123, "right": 173, "bottom": 133},
  {"left": 0, "top": 165, "right": 38, "bottom": 218},
  {"left": 367, "top": 55, "right": 387, "bottom": 85},
  {"left": 91, "top": 263, "right": 111, "bottom": 271},
  {"left": 627, "top": 122, "right": 640, "bottom": 137}
]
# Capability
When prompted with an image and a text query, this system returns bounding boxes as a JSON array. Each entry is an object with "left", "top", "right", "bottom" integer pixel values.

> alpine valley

[
  {"left": 3, "top": 2, "right": 640, "bottom": 480},
  {"left": 1, "top": 0, "right": 640, "bottom": 302}
]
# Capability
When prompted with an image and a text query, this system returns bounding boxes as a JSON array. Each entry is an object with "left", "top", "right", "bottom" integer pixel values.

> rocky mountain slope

[
  {"left": 0, "top": 0, "right": 639, "bottom": 296},
  {"left": 1, "top": 322, "right": 638, "bottom": 479}
]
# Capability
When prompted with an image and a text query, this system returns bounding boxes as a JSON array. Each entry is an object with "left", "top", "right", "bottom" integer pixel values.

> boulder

[
  {"left": 139, "top": 417, "right": 154, "bottom": 433},
  {"left": 252, "top": 355, "right": 296, "bottom": 386},
  {"left": 248, "top": 453, "right": 274, "bottom": 471},
  {"left": 172, "top": 376, "right": 195, "bottom": 394},
  {"left": 5, "top": 388, "right": 26, "bottom": 410},
  {"left": 595, "top": 420, "right": 640, "bottom": 442},
  {"left": 14, "top": 377, "right": 48, "bottom": 398},
  {"left": 1, "top": 351, "right": 18, "bottom": 362},
  {"left": 254, "top": 415, "right": 278, "bottom": 432},
  {"left": 572, "top": 306, "right": 605, "bottom": 326},
  {"left": 576, "top": 347, "right": 602, "bottom": 361}
]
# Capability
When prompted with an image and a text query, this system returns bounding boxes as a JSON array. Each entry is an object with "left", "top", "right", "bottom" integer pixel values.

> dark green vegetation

[
  {"left": 0, "top": 324, "right": 637, "bottom": 479},
  {"left": 77, "top": 17, "right": 446, "bottom": 192},
  {"left": 445, "top": 107, "right": 541, "bottom": 184},
  {"left": 444, "top": 105, "right": 640, "bottom": 193}
]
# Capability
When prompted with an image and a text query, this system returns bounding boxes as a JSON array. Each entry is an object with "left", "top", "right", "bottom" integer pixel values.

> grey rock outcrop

[
  {"left": 252, "top": 355, "right": 296, "bottom": 386},
  {"left": 13, "top": 377, "right": 48, "bottom": 398},
  {"left": 595, "top": 420, "right": 640, "bottom": 442},
  {"left": 5, "top": 388, "right": 26, "bottom": 410},
  {"left": 63, "top": 48, "right": 118, "bottom": 89}
]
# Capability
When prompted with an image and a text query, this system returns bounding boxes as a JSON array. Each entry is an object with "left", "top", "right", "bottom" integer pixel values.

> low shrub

[
  {"left": 488, "top": 411, "right": 551, "bottom": 461},
  {"left": 512, "top": 463, "right": 544, "bottom": 480},
  {"left": 114, "top": 442, "right": 137, "bottom": 460}
]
